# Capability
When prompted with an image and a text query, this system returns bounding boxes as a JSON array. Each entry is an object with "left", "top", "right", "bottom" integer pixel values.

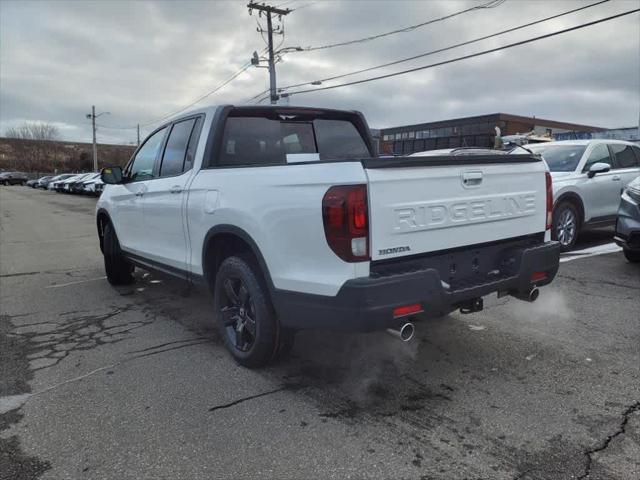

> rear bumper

[{"left": 273, "top": 240, "right": 560, "bottom": 332}]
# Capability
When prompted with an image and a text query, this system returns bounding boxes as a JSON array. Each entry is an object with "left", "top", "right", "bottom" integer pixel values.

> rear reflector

[
  {"left": 531, "top": 271, "right": 547, "bottom": 282},
  {"left": 393, "top": 303, "right": 423, "bottom": 318}
]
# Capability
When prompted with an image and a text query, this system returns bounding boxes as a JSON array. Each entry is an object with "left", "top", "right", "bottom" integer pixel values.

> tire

[
  {"left": 213, "top": 255, "right": 281, "bottom": 368},
  {"left": 552, "top": 202, "right": 580, "bottom": 251},
  {"left": 103, "top": 222, "right": 134, "bottom": 285},
  {"left": 623, "top": 248, "right": 640, "bottom": 263}
]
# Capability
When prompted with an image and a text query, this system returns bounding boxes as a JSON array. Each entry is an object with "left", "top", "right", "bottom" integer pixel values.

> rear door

[
  {"left": 364, "top": 156, "right": 548, "bottom": 261},
  {"left": 140, "top": 116, "right": 203, "bottom": 271},
  {"left": 609, "top": 143, "right": 640, "bottom": 192}
]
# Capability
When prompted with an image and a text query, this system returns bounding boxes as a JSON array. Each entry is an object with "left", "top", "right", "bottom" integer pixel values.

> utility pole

[
  {"left": 90, "top": 106, "right": 97, "bottom": 172},
  {"left": 248, "top": 3, "right": 291, "bottom": 104},
  {"left": 85, "top": 107, "right": 110, "bottom": 172},
  {"left": 137, "top": 124, "right": 140, "bottom": 147}
]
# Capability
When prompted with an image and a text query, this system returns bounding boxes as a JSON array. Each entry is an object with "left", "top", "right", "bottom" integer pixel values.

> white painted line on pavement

[{"left": 560, "top": 242, "right": 622, "bottom": 263}]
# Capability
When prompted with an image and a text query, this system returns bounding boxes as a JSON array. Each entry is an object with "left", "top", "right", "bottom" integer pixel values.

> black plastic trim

[
  {"left": 201, "top": 224, "right": 276, "bottom": 293},
  {"left": 122, "top": 251, "right": 191, "bottom": 281},
  {"left": 272, "top": 240, "right": 560, "bottom": 332},
  {"left": 362, "top": 153, "right": 541, "bottom": 169}
]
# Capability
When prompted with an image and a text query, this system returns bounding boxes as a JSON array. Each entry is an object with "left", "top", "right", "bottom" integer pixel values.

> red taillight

[
  {"left": 322, "top": 184, "right": 369, "bottom": 262},
  {"left": 393, "top": 303, "right": 423, "bottom": 318},
  {"left": 531, "top": 271, "right": 547, "bottom": 282},
  {"left": 545, "top": 171, "right": 553, "bottom": 230}
]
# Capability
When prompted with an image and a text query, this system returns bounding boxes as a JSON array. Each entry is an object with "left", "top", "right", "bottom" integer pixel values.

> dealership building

[{"left": 378, "top": 113, "right": 603, "bottom": 155}]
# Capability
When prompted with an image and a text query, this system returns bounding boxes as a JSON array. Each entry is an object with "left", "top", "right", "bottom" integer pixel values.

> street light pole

[{"left": 86, "top": 107, "right": 110, "bottom": 172}]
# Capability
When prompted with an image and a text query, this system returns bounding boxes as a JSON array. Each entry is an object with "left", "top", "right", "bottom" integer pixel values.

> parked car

[
  {"left": 614, "top": 175, "right": 640, "bottom": 263},
  {"left": 69, "top": 173, "right": 98, "bottom": 193},
  {"left": 80, "top": 174, "right": 104, "bottom": 196},
  {"left": 36, "top": 176, "right": 54, "bottom": 189},
  {"left": 512, "top": 140, "right": 640, "bottom": 250},
  {"left": 97, "top": 105, "right": 560, "bottom": 367},
  {"left": 26, "top": 179, "right": 39, "bottom": 188},
  {"left": 0, "top": 171, "right": 29, "bottom": 185},
  {"left": 57, "top": 173, "right": 89, "bottom": 192},
  {"left": 47, "top": 173, "right": 76, "bottom": 190}
]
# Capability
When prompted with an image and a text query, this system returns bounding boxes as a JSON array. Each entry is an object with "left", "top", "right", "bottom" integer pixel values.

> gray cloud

[{"left": 1, "top": 0, "right": 638, "bottom": 144}]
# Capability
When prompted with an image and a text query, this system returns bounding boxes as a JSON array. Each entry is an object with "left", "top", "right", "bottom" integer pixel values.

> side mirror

[
  {"left": 101, "top": 166, "right": 123, "bottom": 185},
  {"left": 587, "top": 162, "right": 610, "bottom": 178}
]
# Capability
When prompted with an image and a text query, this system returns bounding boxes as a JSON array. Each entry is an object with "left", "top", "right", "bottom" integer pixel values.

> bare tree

[{"left": 5, "top": 121, "right": 59, "bottom": 141}]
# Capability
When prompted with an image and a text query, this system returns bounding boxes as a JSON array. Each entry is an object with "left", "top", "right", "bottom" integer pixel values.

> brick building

[{"left": 378, "top": 113, "right": 603, "bottom": 155}]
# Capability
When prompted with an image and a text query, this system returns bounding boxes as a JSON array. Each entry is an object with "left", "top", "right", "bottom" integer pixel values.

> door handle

[
  {"left": 462, "top": 171, "right": 483, "bottom": 186},
  {"left": 170, "top": 186, "right": 183, "bottom": 194},
  {"left": 135, "top": 189, "right": 145, "bottom": 197},
  {"left": 612, "top": 175, "right": 621, "bottom": 181}
]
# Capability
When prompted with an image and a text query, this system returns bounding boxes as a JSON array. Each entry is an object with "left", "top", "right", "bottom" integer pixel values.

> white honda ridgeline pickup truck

[{"left": 97, "top": 106, "right": 560, "bottom": 367}]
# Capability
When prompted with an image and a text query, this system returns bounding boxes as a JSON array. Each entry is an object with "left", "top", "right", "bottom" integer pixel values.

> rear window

[
  {"left": 525, "top": 144, "right": 586, "bottom": 172},
  {"left": 218, "top": 112, "right": 370, "bottom": 167}
]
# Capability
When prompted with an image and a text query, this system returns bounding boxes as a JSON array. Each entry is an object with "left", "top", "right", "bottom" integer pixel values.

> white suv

[{"left": 521, "top": 140, "right": 640, "bottom": 250}]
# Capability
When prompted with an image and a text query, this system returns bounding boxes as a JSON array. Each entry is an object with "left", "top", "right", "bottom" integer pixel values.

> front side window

[
  {"left": 160, "top": 118, "right": 196, "bottom": 177},
  {"left": 129, "top": 127, "right": 167, "bottom": 181},
  {"left": 610, "top": 144, "right": 638, "bottom": 169},
  {"left": 583, "top": 144, "right": 613, "bottom": 172},
  {"left": 218, "top": 112, "right": 370, "bottom": 167}
]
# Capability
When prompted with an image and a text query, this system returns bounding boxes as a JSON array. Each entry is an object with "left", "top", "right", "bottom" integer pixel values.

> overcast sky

[{"left": 1, "top": 0, "right": 639, "bottom": 144}]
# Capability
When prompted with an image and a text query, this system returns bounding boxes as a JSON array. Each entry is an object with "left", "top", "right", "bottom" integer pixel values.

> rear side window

[
  {"left": 160, "top": 118, "right": 197, "bottom": 177},
  {"left": 218, "top": 112, "right": 370, "bottom": 167},
  {"left": 184, "top": 116, "right": 204, "bottom": 172},
  {"left": 610, "top": 144, "right": 638, "bottom": 169}
]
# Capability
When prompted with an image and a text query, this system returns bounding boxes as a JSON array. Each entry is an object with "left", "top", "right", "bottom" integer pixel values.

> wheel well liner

[
  {"left": 554, "top": 193, "right": 585, "bottom": 226},
  {"left": 202, "top": 225, "right": 274, "bottom": 294},
  {"left": 96, "top": 208, "right": 112, "bottom": 254}
]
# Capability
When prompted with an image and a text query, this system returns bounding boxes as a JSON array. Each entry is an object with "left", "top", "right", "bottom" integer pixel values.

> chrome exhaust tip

[
  {"left": 511, "top": 286, "right": 540, "bottom": 303},
  {"left": 386, "top": 322, "right": 415, "bottom": 342}
]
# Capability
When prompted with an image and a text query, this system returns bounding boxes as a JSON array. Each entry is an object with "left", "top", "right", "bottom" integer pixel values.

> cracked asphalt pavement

[{"left": 1, "top": 186, "right": 639, "bottom": 480}]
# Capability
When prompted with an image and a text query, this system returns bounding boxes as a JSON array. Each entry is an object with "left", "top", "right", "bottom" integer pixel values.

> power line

[
  {"left": 283, "top": 8, "right": 639, "bottom": 98},
  {"left": 294, "top": 0, "right": 506, "bottom": 52},
  {"left": 280, "top": 0, "right": 610, "bottom": 91}
]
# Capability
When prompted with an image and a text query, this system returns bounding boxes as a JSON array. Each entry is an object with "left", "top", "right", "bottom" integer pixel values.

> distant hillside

[{"left": 0, "top": 137, "right": 136, "bottom": 173}]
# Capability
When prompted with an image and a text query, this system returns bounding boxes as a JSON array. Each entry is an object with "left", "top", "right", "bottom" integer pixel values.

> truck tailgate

[{"left": 364, "top": 155, "right": 548, "bottom": 261}]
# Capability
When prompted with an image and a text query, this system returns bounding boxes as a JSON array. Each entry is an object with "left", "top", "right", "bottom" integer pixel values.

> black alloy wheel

[{"left": 219, "top": 276, "right": 257, "bottom": 352}]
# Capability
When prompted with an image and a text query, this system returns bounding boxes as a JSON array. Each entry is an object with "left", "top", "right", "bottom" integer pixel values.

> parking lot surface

[{"left": 1, "top": 186, "right": 639, "bottom": 480}]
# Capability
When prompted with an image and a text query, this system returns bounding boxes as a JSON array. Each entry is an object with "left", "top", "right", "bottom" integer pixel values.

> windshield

[{"left": 521, "top": 144, "right": 586, "bottom": 172}]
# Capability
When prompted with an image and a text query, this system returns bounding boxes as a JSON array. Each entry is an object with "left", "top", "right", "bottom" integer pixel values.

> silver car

[{"left": 521, "top": 140, "right": 640, "bottom": 250}]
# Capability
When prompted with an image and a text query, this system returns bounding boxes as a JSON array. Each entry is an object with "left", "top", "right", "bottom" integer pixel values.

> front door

[
  {"left": 114, "top": 126, "right": 167, "bottom": 254},
  {"left": 140, "top": 117, "right": 202, "bottom": 271},
  {"left": 581, "top": 143, "right": 621, "bottom": 221}
]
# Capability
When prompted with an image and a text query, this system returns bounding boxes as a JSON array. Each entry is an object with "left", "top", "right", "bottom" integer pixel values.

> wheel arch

[
  {"left": 202, "top": 225, "right": 275, "bottom": 295},
  {"left": 554, "top": 192, "right": 585, "bottom": 227},
  {"left": 96, "top": 208, "right": 113, "bottom": 254}
]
